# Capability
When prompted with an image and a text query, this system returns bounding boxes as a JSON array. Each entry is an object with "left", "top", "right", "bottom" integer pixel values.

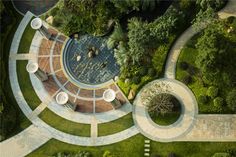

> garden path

[
  {"left": 1, "top": 11, "right": 139, "bottom": 157},
  {"left": 133, "top": 0, "right": 236, "bottom": 142}
]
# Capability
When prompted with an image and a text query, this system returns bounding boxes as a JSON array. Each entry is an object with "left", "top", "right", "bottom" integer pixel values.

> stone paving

[
  {"left": 0, "top": 125, "right": 51, "bottom": 157},
  {"left": 133, "top": 78, "right": 198, "bottom": 142},
  {"left": 177, "top": 115, "right": 236, "bottom": 141}
]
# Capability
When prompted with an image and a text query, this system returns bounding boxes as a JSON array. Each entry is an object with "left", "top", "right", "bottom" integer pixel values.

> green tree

[
  {"left": 226, "top": 89, "right": 236, "bottom": 112},
  {"left": 213, "top": 97, "right": 224, "bottom": 112},
  {"left": 192, "top": 7, "right": 218, "bottom": 31},
  {"left": 114, "top": 41, "right": 130, "bottom": 66},
  {"left": 127, "top": 18, "right": 151, "bottom": 64},
  {"left": 207, "top": 86, "right": 218, "bottom": 99},
  {"left": 110, "top": 0, "right": 140, "bottom": 13},
  {"left": 148, "top": 93, "right": 175, "bottom": 116},
  {"left": 196, "top": 0, "right": 226, "bottom": 11},
  {"left": 107, "top": 23, "right": 126, "bottom": 49}
]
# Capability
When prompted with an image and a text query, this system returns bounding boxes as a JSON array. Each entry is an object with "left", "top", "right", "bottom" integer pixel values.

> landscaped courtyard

[{"left": 0, "top": 0, "right": 236, "bottom": 157}]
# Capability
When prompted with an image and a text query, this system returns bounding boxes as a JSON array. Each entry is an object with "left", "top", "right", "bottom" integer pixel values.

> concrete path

[
  {"left": 177, "top": 115, "right": 236, "bottom": 141},
  {"left": 135, "top": 0, "right": 236, "bottom": 142},
  {"left": 218, "top": 0, "right": 236, "bottom": 19},
  {"left": 133, "top": 78, "right": 198, "bottom": 142},
  {"left": 0, "top": 125, "right": 51, "bottom": 157},
  {"left": 2, "top": 11, "right": 140, "bottom": 157},
  {"left": 9, "top": 53, "right": 37, "bottom": 60}
]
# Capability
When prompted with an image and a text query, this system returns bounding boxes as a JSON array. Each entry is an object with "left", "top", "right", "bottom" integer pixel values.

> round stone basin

[{"left": 62, "top": 34, "right": 120, "bottom": 86}]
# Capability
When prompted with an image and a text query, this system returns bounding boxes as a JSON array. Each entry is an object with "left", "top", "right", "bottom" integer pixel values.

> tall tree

[{"left": 127, "top": 18, "right": 151, "bottom": 64}]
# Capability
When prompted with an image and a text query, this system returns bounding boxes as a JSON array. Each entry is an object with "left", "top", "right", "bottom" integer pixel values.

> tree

[
  {"left": 226, "top": 89, "right": 236, "bottom": 112},
  {"left": 107, "top": 23, "right": 126, "bottom": 49},
  {"left": 207, "top": 86, "right": 218, "bottom": 99},
  {"left": 127, "top": 18, "right": 151, "bottom": 64},
  {"left": 114, "top": 41, "right": 130, "bottom": 66},
  {"left": 213, "top": 97, "right": 224, "bottom": 112},
  {"left": 196, "top": 0, "right": 226, "bottom": 11},
  {"left": 147, "top": 93, "right": 175, "bottom": 115},
  {"left": 110, "top": 0, "right": 140, "bottom": 13},
  {"left": 192, "top": 7, "right": 218, "bottom": 31},
  {"left": 198, "top": 95, "right": 208, "bottom": 104},
  {"left": 141, "top": 0, "right": 159, "bottom": 11}
]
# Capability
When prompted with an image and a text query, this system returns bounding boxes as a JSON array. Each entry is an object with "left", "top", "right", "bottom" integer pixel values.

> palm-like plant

[{"left": 107, "top": 23, "right": 125, "bottom": 49}]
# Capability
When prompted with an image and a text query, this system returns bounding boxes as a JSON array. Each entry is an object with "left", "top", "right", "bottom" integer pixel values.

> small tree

[
  {"left": 148, "top": 93, "right": 175, "bottom": 115},
  {"left": 213, "top": 97, "right": 224, "bottom": 112},
  {"left": 226, "top": 89, "right": 236, "bottom": 112},
  {"left": 207, "top": 86, "right": 218, "bottom": 99},
  {"left": 198, "top": 95, "right": 208, "bottom": 104}
]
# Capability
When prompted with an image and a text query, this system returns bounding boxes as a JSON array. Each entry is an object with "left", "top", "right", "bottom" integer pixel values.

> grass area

[
  {"left": 0, "top": 1, "right": 31, "bottom": 141},
  {"left": 18, "top": 22, "right": 35, "bottom": 53},
  {"left": 27, "top": 134, "right": 236, "bottom": 157},
  {"left": 151, "top": 141, "right": 236, "bottom": 157},
  {"left": 98, "top": 113, "right": 134, "bottom": 136},
  {"left": 27, "top": 134, "right": 145, "bottom": 157},
  {"left": 150, "top": 112, "right": 181, "bottom": 126},
  {"left": 39, "top": 108, "right": 90, "bottom": 137},
  {"left": 16, "top": 61, "right": 41, "bottom": 110}
]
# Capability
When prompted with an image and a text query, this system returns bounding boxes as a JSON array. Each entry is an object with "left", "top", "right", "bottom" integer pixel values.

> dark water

[{"left": 63, "top": 34, "right": 120, "bottom": 85}]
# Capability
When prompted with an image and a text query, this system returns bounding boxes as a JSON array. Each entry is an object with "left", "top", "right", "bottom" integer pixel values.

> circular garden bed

[{"left": 148, "top": 93, "right": 182, "bottom": 126}]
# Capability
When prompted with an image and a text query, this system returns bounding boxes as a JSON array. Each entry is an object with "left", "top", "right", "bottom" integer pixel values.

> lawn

[
  {"left": 16, "top": 60, "right": 41, "bottom": 110},
  {"left": 150, "top": 112, "right": 181, "bottom": 126},
  {"left": 98, "top": 113, "right": 134, "bottom": 136},
  {"left": 17, "top": 22, "right": 36, "bottom": 53},
  {"left": 39, "top": 108, "right": 91, "bottom": 137},
  {"left": 27, "top": 134, "right": 236, "bottom": 157},
  {"left": 0, "top": 1, "right": 31, "bottom": 141}
]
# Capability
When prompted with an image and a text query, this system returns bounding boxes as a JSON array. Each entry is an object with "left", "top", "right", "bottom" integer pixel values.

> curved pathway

[
  {"left": 133, "top": 78, "right": 198, "bottom": 142},
  {"left": 133, "top": 0, "right": 236, "bottom": 142},
  {"left": 1, "top": 11, "right": 139, "bottom": 157},
  {"left": 29, "top": 31, "right": 132, "bottom": 124}
]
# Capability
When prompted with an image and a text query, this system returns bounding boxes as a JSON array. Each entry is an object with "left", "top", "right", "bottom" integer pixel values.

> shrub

[
  {"left": 207, "top": 86, "right": 219, "bottom": 99},
  {"left": 151, "top": 153, "right": 161, "bottom": 157},
  {"left": 198, "top": 95, "right": 208, "bottom": 104},
  {"left": 179, "top": 61, "right": 189, "bottom": 70},
  {"left": 168, "top": 152, "right": 176, "bottom": 157},
  {"left": 132, "top": 76, "right": 141, "bottom": 84},
  {"left": 182, "top": 75, "right": 192, "bottom": 85},
  {"left": 148, "top": 68, "right": 156, "bottom": 77},
  {"left": 53, "top": 16, "right": 63, "bottom": 27},
  {"left": 139, "top": 66, "right": 148, "bottom": 76},
  {"left": 213, "top": 97, "right": 224, "bottom": 112},
  {"left": 50, "top": 7, "right": 59, "bottom": 16},
  {"left": 187, "top": 65, "right": 197, "bottom": 75},
  {"left": 226, "top": 89, "right": 236, "bottom": 112}
]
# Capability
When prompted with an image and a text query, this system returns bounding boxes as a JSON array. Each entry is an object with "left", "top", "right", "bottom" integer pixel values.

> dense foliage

[{"left": 177, "top": 15, "right": 236, "bottom": 113}]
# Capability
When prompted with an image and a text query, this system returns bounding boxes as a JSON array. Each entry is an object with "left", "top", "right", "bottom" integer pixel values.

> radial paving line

[
  {"left": 31, "top": 71, "right": 133, "bottom": 124},
  {"left": 5, "top": 12, "right": 140, "bottom": 157}
]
